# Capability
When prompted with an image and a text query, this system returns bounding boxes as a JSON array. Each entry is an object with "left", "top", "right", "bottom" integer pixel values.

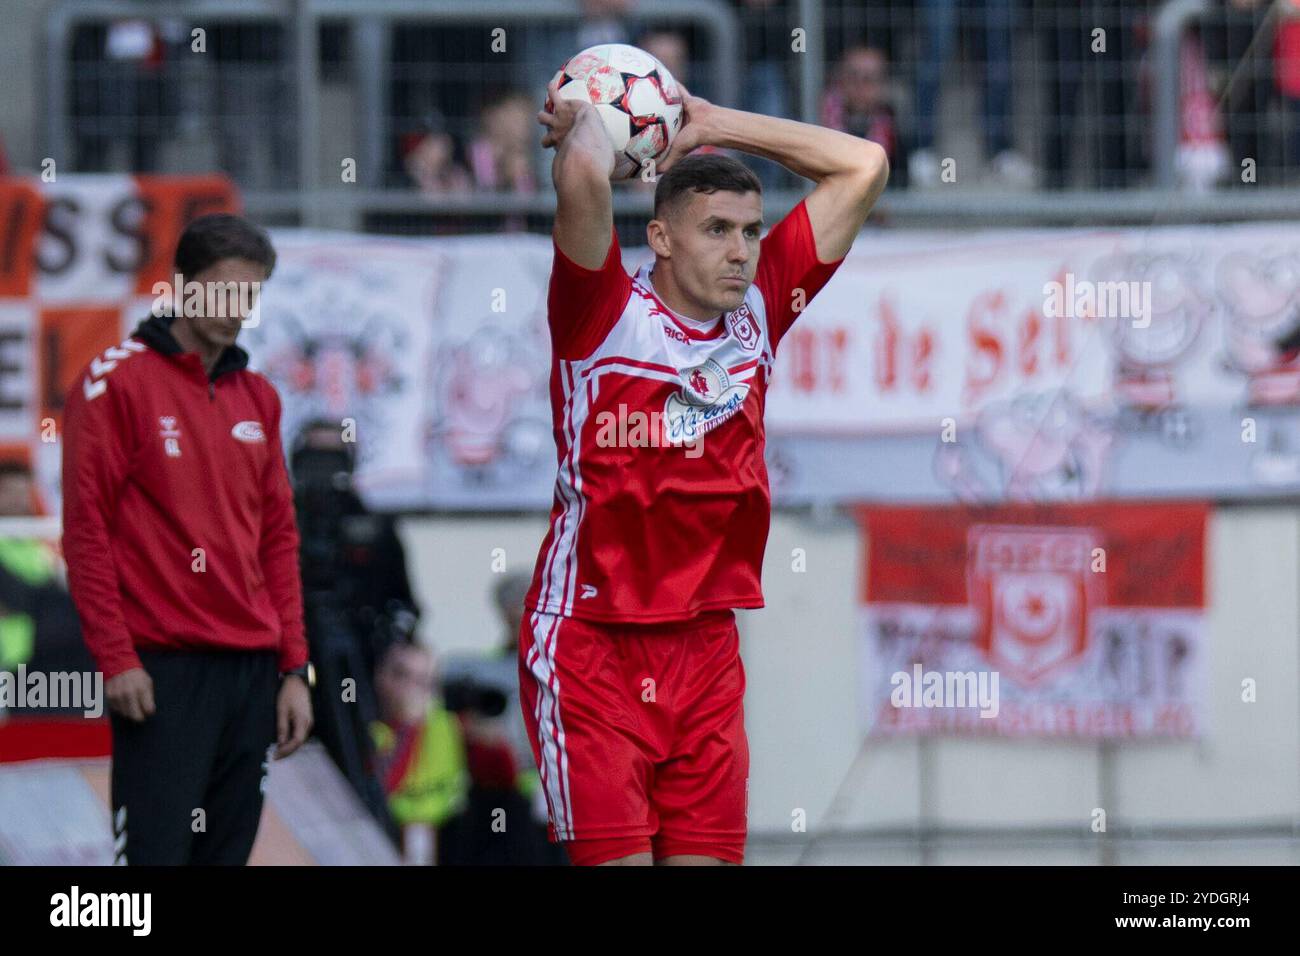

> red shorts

[{"left": 518, "top": 609, "right": 749, "bottom": 865}]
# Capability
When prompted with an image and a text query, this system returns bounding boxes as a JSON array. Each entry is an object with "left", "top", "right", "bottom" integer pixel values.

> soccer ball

[{"left": 551, "top": 43, "right": 685, "bottom": 180}]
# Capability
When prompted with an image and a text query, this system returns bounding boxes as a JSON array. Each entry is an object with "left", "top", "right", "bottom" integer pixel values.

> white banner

[
  {"left": 250, "top": 222, "right": 1300, "bottom": 508},
  {"left": 4, "top": 175, "right": 1297, "bottom": 511}
]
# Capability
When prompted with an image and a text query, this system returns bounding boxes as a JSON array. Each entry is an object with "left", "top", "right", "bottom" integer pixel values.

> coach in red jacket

[{"left": 61, "top": 213, "right": 313, "bottom": 865}]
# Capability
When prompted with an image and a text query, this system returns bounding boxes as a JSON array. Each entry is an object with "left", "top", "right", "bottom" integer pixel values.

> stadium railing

[
  {"left": 43, "top": 1, "right": 1300, "bottom": 230},
  {"left": 1153, "top": 0, "right": 1300, "bottom": 189}
]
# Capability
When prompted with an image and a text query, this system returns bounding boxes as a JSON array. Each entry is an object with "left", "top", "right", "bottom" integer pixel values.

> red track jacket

[{"left": 61, "top": 313, "right": 307, "bottom": 680}]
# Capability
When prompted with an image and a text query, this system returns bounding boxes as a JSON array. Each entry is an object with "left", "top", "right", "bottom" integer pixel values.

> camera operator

[
  {"left": 438, "top": 572, "right": 566, "bottom": 864},
  {"left": 289, "top": 419, "right": 421, "bottom": 837}
]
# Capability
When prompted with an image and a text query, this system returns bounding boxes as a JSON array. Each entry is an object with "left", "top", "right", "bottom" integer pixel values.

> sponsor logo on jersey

[
  {"left": 580, "top": 584, "right": 598, "bottom": 599},
  {"left": 664, "top": 358, "right": 749, "bottom": 444},
  {"left": 662, "top": 324, "right": 690, "bottom": 344},
  {"left": 231, "top": 420, "right": 267, "bottom": 443},
  {"left": 727, "top": 303, "right": 760, "bottom": 351}
]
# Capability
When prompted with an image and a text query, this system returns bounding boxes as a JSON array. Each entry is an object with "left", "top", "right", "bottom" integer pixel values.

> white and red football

[{"left": 550, "top": 43, "right": 685, "bottom": 180}]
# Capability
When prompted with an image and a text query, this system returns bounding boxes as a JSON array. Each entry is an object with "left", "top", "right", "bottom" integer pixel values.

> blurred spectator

[
  {"left": 577, "top": 0, "right": 637, "bottom": 48},
  {"left": 638, "top": 28, "right": 690, "bottom": 85},
  {"left": 1034, "top": 0, "right": 1148, "bottom": 189},
  {"left": 629, "top": 29, "right": 693, "bottom": 194},
  {"left": 370, "top": 639, "right": 469, "bottom": 864},
  {"left": 1204, "top": 0, "right": 1283, "bottom": 186},
  {"left": 401, "top": 110, "right": 473, "bottom": 196},
  {"left": 520, "top": 0, "right": 638, "bottom": 188},
  {"left": 1278, "top": 0, "right": 1300, "bottom": 177},
  {"left": 69, "top": 18, "right": 184, "bottom": 173},
  {"left": 520, "top": 0, "right": 637, "bottom": 97},
  {"left": 291, "top": 419, "right": 420, "bottom": 676},
  {"left": 209, "top": 22, "right": 297, "bottom": 189},
  {"left": 911, "top": 0, "right": 1032, "bottom": 188},
  {"left": 468, "top": 90, "right": 540, "bottom": 194},
  {"left": 0, "top": 461, "right": 91, "bottom": 690},
  {"left": 291, "top": 420, "right": 419, "bottom": 829},
  {"left": 1176, "top": 28, "right": 1231, "bottom": 192},
  {"left": 438, "top": 572, "right": 566, "bottom": 864},
  {"left": 731, "top": 0, "right": 794, "bottom": 190},
  {"left": 390, "top": 22, "right": 488, "bottom": 189},
  {"left": 0, "top": 462, "right": 40, "bottom": 517},
  {"left": 821, "top": 45, "right": 903, "bottom": 187}
]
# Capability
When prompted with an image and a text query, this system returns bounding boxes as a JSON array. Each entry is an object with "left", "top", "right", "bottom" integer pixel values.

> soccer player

[
  {"left": 521, "top": 75, "right": 888, "bottom": 865},
  {"left": 61, "top": 214, "right": 313, "bottom": 865}
]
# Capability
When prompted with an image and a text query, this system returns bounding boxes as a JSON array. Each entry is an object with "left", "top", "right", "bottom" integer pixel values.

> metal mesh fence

[{"left": 44, "top": 1, "right": 1300, "bottom": 230}]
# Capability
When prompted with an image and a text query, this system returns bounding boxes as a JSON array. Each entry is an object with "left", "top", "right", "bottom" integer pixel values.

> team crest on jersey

[
  {"left": 664, "top": 358, "right": 749, "bottom": 444},
  {"left": 727, "top": 303, "right": 760, "bottom": 351}
]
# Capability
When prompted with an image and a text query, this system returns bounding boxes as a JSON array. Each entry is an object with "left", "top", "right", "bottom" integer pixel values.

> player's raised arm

[
  {"left": 657, "top": 90, "right": 889, "bottom": 263},
  {"left": 536, "top": 71, "right": 632, "bottom": 360},
  {"left": 540, "top": 72, "right": 616, "bottom": 269}
]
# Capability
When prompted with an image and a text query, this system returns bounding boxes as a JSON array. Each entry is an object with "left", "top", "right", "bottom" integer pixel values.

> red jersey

[
  {"left": 61, "top": 313, "right": 308, "bottom": 680},
  {"left": 524, "top": 198, "right": 845, "bottom": 623}
]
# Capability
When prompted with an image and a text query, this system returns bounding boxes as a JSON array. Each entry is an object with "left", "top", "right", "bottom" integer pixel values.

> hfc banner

[{"left": 856, "top": 502, "right": 1209, "bottom": 738}]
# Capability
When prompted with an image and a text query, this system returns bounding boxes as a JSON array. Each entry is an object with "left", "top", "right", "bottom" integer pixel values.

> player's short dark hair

[
  {"left": 653, "top": 153, "right": 762, "bottom": 222},
  {"left": 174, "top": 213, "right": 276, "bottom": 280}
]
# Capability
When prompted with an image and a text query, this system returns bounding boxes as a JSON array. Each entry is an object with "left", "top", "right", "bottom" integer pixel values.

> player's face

[
  {"left": 674, "top": 190, "right": 763, "bottom": 314},
  {"left": 185, "top": 257, "right": 268, "bottom": 349}
]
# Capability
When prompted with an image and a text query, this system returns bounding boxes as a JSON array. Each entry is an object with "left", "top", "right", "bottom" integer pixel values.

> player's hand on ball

[
  {"left": 105, "top": 667, "right": 156, "bottom": 722},
  {"left": 275, "top": 675, "right": 314, "bottom": 759},
  {"left": 538, "top": 71, "right": 593, "bottom": 150},
  {"left": 655, "top": 85, "right": 713, "bottom": 175}
]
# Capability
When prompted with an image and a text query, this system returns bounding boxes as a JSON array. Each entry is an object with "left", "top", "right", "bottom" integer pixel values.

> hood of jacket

[{"left": 131, "top": 312, "right": 250, "bottom": 380}]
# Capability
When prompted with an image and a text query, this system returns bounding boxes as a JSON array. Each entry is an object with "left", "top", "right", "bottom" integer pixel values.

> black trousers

[{"left": 110, "top": 648, "right": 278, "bottom": 865}]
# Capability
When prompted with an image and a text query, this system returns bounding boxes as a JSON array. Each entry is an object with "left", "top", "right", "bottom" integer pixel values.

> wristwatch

[{"left": 281, "top": 662, "right": 316, "bottom": 689}]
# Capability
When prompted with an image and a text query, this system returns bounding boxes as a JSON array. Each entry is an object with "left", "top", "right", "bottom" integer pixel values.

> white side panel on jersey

[{"left": 524, "top": 611, "right": 573, "bottom": 840}]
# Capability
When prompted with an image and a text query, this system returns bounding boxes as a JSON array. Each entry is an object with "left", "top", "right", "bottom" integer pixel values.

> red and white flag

[{"left": 857, "top": 502, "right": 1209, "bottom": 738}]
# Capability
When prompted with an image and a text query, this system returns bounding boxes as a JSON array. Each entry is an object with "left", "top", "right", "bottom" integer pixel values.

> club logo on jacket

[
  {"left": 231, "top": 421, "right": 267, "bottom": 443},
  {"left": 158, "top": 416, "right": 182, "bottom": 458},
  {"left": 664, "top": 358, "right": 749, "bottom": 444}
]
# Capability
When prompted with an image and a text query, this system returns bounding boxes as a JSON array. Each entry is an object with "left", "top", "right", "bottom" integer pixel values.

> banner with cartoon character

[
  {"left": 8, "top": 175, "right": 1300, "bottom": 511},
  {"left": 767, "top": 225, "right": 1300, "bottom": 504},
  {"left": 237, "top": 233, "right": 451, "bottom": 509},
  {"left": 856, "top": 502, "right": 1209, "bottom": 738}
]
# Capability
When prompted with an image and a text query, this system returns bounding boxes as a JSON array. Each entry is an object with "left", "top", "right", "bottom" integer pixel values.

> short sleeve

[
  {"left": 547, "top": 223, "right": 633, "bottom": 361},
  {"left": 753, "top": 198, "right": 847, "bottom": 352}
]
